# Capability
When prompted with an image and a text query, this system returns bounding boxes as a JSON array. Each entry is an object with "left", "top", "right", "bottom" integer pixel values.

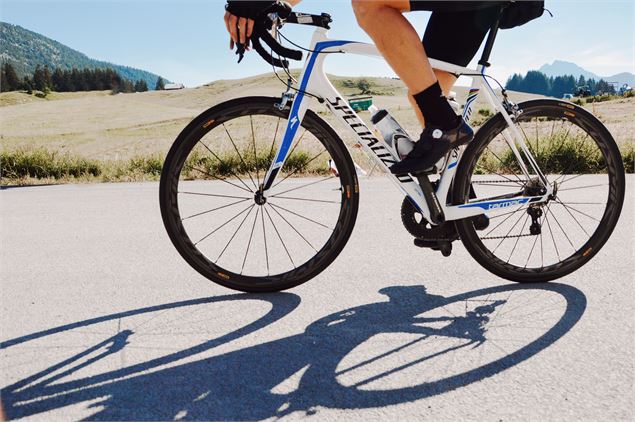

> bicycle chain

[
  {"left": 472, "top": 180, "right": 524, "bottom": 184},
  {"left": 480, "top": 233, "right": 536, "bottom": 240}
]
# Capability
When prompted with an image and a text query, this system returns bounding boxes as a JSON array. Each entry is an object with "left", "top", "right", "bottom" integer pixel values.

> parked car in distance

[
  {"left": 165, "top": 83, "right": 185, "bottom": 90},
  {"left": 563, "top": 93, "right": 574, "bottom": 100}
]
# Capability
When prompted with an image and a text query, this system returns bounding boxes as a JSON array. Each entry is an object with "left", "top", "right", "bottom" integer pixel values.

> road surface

[{"left": 1, "top": 177, "right": 633, "bottom": 421}]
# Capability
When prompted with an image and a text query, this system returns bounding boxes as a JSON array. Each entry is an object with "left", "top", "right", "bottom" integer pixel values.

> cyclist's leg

[
  {"left": 409, "top": 5, "right": 500, "bottom": 127},
  {"left": 351, "top": 0, "right": 435, "bottom": 95},
  {"left": 353, "top": 1, "right": 499, "bottom": 128}
]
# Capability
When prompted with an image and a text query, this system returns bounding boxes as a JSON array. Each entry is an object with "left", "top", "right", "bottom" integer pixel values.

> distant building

[{"left": 164, "top": 83, "right": 185, "bottom": 90}]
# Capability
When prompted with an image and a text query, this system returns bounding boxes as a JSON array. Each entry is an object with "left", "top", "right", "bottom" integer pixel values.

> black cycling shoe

[{"left": 390, "top": 117, "right": 474, "bottom": 175}]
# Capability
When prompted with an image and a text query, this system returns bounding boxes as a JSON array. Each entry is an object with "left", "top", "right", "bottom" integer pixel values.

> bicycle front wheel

[
  {"left": 160, "top": 97, "right": 359, "bottom": 292},
  {"left": 454, "top": 99, "right": 625, "bottom": 282}
]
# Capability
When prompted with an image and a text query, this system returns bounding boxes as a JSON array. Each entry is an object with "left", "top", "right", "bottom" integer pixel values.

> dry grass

[{"left": 1, "top": 72, "right": 633, "bottom": 184}]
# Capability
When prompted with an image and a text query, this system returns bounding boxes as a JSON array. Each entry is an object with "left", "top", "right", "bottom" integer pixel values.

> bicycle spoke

[
  {"left": 217, "top": 205, "right": 255, "bottom": 262},
  {"left": 482, "top": 206, "right": 527, "bottom": 238},
  {"left": 261, "top": 206, "right": 270, "bottom": 276},
  {"left": 559, "top": 173, "right": 586, "bottom": 186},
  {"left": 263, "top": 206, "right": 295, "bottom": 267},
  {"left": 241, "top": 208, "right": 260, "bottom": 274},
  {"left": 524, "top": 205, "right": 550, "bottom": 268},
  {"left": 181, "top": 198, "right": 251, "bottom": 221},
  {"left": 179, "top": 191, "right": 251, "bottom": 200},
  {"left": 553, "top": 201, "right": 595, "bottom": 236},
  {"left": 540, "top": 214, "right": 544, "bottom": 268},
  {"left": 269, "top": 202, "right": 333, "bottom": 230},
  {"left": 223, "top": 123, "right": 258, "bottom": 190},
  {"left": 270, "top": 175, "right": 337, "bottom": 198},
  {"left": 546, "top": 207, "right": 576, "bottom": 250},
  {"left": 268, "top": 118, "right": 281, "bottom": 160},
  {"left": 472, "top": 182, "right": 524, "bottom": 188},
  {"left": 268, "top": 204, "right": 317, "bottom": 252},
  {"left": 479, "top": 164, "right": 525, "bottom": 187},
  {"left": 543, "top": 205, "right": 561, "bottom": 262},
  {"left": 285, "top": 129, "right": 308, "bottom": 163},
  {"left": 271, "top": 195, "right": 340, "bottom": 204},
  {"left": 196, "top": 140, "right": 255, "bottom": 192},
  {"left": 483, "top": 147, "right": 525, "bottom": 184},
  {"left": 271, "top": 148, "right": 327, "bottom": 189},
  {"left": 250, "top": 115, "right": 260, "bottom": 187},
  {"left": 491, "top": 209, "right": 528, "bottom": 254},
  {"left": 186, "top": 164, "right": 253, "bottom": 193},
  {"left": 555, "top": 201, "right": 605, "bottom": 205},
  {"left": 488, "top": 207, "right": 528, "bottom": 221},
  {"left": 558, "top": 183, "right": 607, "bottom": 192},
  {"left": 554, "top": 132, "right": 592, "bottom": 184},
  {"left": 507, "top": 213, "right": 530, "bottom": 263},
  {"left": 194, "top": 203, "right": 253, "bottom": 246}
]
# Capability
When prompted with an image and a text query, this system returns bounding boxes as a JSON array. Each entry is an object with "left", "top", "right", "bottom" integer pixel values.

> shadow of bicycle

[{"left": 1, "top": 282, "right": 586, "bottom": 420}]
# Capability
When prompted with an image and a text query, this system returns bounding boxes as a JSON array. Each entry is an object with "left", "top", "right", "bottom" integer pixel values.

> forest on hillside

[
  {"left": 1, "top": 62, "right": 166, "bottom": 94},
  {"left": 506, "top": 71, "right": 618, "bottom": 98}
]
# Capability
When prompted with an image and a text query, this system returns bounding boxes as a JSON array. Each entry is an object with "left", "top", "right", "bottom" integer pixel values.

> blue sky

[{"left": 1, "top": 0, "right": 633, "bottom": 87}]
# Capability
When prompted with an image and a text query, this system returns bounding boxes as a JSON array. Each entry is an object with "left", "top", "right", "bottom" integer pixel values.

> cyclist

[{"left": 223, "top": 1, "right": 524, "bottom": 174}]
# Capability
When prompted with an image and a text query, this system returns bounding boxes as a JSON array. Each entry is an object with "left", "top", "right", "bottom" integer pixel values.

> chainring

[{"left": 400, "top": 197, "right": 459, "bottom": 241}]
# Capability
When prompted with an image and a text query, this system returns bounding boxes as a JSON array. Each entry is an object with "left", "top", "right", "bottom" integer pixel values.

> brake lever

[
  {"left": 236, "top": 43, "right": 246, "bottom": 63},
  {"left": 235, "top": 26, "right": 247, "bottom": 64}
]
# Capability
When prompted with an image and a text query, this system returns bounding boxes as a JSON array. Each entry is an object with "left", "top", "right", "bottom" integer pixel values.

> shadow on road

[{"left": 1, "top": 283, "right": 586, "bottom": 420}]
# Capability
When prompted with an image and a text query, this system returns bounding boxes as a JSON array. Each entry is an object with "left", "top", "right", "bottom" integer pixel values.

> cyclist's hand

[
  {"left": 224, "top": 10, "right": 255, "bottom": 50},
  {"left": 224, "top": 1, "right": 279, "bottom": 50}
]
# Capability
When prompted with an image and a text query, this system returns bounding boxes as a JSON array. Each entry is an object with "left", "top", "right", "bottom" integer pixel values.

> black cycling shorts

[{"left": 409, "top": 1, "right": 502, "bottom": 67}]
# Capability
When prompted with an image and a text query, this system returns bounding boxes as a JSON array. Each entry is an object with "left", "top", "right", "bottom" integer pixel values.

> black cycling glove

[{"left": 225, "top": 1, "right": 277, "bottom": 19}]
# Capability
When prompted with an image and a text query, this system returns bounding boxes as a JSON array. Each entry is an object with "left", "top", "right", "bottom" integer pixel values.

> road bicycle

[{"left": 159, "top": 7, "right": 625, "bottom": 292}]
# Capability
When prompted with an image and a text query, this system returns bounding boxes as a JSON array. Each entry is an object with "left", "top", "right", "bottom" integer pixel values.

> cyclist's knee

[
  {"left": 351, "top": 0, "right": 374, "bottom": 26},
  {"left": 352, "top": 0, "right": 407, "bottom": 28},
  {"left": 351, "top": 0, "right": 391, "bottom": 28}
]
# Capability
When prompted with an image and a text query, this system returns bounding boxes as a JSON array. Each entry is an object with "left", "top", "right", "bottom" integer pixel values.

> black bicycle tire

[
  {"left": 453, "top": 99, "right": 625, "bottom": 283},
  {"left": 159, "top": 96, "right": 359, "bottom": 292}
]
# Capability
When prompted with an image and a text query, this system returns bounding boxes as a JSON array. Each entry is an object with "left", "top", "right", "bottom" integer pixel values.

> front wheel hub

[{"left": 254, "top": 190, "right": 267, "bottom": 206}]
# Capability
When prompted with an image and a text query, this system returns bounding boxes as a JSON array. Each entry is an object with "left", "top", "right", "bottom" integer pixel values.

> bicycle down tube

[{"left": 261, "top": 27, "right": 551, "bottom": 224}]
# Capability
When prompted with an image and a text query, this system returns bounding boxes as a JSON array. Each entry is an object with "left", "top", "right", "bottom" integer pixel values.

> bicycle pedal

[{"left": 413, "top": 239, "right": 453, "bottom": 257}]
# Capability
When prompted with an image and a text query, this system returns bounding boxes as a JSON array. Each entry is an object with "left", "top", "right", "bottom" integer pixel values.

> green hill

[{"left": 0, "top": 21, "right": 167, "bottom": 89}]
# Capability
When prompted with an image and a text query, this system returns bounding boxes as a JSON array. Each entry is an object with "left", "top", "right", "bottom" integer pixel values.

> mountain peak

[
  {"left": 0, "top": 21, "right": 167, "bottom": 89},
  {"left": 538, "top": 61, "right": 599, "bottom": 80},
  {"left": 537, "top": 60, "right": 634, "bottom": 87}
]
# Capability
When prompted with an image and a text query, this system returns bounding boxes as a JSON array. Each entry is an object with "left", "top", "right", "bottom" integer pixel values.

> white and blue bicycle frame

[{"left": 261, "top": 26, "right": 552, "bottom": 224}]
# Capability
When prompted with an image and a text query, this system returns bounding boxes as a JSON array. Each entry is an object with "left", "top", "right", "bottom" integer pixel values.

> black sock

[{"left": 413, "top": 82, "right": 458, "bottom": 130}]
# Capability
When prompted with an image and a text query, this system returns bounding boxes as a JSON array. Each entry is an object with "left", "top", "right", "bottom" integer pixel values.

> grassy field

[{"left": 1, "top": 72, "right": 633, "bottom": 184}]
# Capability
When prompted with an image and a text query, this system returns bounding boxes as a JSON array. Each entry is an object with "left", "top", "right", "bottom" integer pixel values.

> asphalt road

[{"left": 1, "top": 177, "right": 633, "bottom": 421}]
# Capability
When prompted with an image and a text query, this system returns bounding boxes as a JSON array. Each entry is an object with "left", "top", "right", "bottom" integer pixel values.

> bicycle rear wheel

[
  {"left": 454, "top": 99, "right": 625, "bottom": 282},
  {"left": 160, "top": 97, "right": 359, "bottom": 292}
]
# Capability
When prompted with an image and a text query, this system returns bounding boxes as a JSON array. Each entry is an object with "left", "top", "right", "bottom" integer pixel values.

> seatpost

[{"left": 478, "top": 8, "right": 503, "bottom": 68}]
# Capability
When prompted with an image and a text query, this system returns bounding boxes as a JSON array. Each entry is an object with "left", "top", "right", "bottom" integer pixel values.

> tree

[
  {"left": 1, "top": 63, "right": 20, "bottom": 92},
  {"left": 505, "top": 73, "right": 523, "bottom": 91},
  {"left": 356, "top": 78, "right": 372, "bottom": 95},
  {"left": 21, "top": 76, "right": 33, "bottom": 94},
  {"left": 155, "top": 76, "right": 165, "bottom": 90},
  {"left": 595, "top": 79, "right": 616, "bottom": 95},
  {"left": 134, "top": 80, "right": 148, "bottom": 92},
  {"left": 550, "top": 75, "right": 576, "bottom": 98},
  {"left": 523, "top": 71, "right": 551, "bottom": 96},
  {"left": 33, "top": 65, "right": 49, "bottom": 91}
]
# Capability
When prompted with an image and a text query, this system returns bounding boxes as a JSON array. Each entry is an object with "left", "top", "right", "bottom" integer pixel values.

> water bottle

[{"left": 368, "top": 105, "right": 415, "bottom": 160}]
